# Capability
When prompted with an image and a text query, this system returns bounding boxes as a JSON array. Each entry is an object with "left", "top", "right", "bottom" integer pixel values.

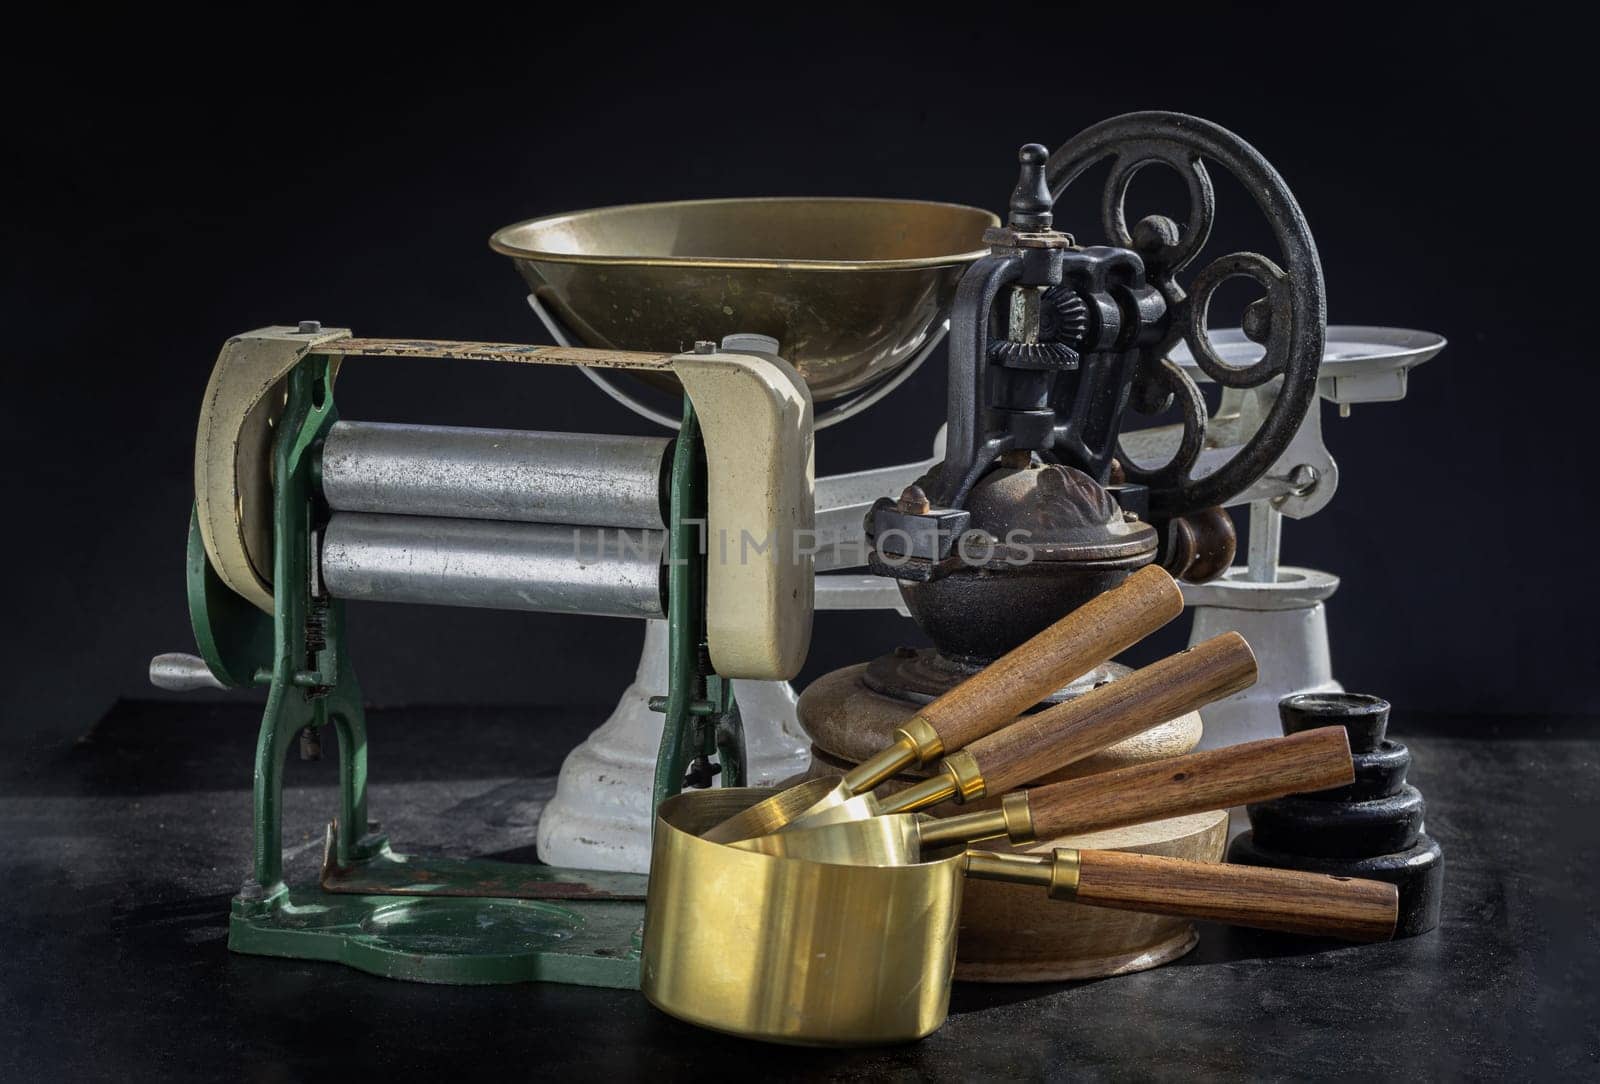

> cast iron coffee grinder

[{"left": 797, "top": 113, "right": 1331, "bottom": 977}]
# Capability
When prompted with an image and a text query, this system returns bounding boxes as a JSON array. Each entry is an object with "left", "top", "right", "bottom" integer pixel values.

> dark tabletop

[{"left": 2, "top": 701, "right": 1594, "bottom": 1081}]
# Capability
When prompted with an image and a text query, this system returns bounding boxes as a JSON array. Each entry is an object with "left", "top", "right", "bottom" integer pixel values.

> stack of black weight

[{"left": 1228, "top": 692, "right": 1444, "bottom": 937}]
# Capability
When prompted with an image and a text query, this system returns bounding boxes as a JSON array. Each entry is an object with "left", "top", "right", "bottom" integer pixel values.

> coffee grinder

[{"left": 800, "top": 112, "right": 1333, "bottom": 978}]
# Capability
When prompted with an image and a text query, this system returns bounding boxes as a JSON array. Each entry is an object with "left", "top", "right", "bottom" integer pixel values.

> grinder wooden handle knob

[
  {"left": 1023, "top": 726, "right": 1355, "bottom": 840},
  {"left": 912, "top": 565, "right": 1184, "bottom": 758},
  {"left": 961, "top": 631, "right": 1258, "bottom": 798}
]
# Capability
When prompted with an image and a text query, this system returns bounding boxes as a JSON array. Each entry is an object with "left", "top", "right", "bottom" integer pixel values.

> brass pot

[{"left": 643, "top": 787, "right": 965, "bottom": 1046}]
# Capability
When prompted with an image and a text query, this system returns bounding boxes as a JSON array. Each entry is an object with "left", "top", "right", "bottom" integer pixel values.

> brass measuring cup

[
  {"left": 700, "top": 564, "right": 1185, "bottom": 844},
  {"left": 734, "top": 726, "right": 1355, "bottom": 865},
  {"left": 643, "top": 787, "right": 1397, "bottom": 1045}
]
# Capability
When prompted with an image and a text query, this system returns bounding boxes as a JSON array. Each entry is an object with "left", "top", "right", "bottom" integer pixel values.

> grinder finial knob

[{"left": 1009, "top": 143, "right": 1054, "bottom": 230}]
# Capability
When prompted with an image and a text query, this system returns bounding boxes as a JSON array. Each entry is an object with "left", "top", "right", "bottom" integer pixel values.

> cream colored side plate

[
  {"left": 195, "top": 325, "right": 354, "bottom": 613},
  {"left": 676, "top": 351, "right": 815, "bottom": 681}
]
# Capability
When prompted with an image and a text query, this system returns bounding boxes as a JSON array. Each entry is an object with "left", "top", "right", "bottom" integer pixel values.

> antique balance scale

[{"left": 153, "top": 111, "right": 1442, "bottom": 986}]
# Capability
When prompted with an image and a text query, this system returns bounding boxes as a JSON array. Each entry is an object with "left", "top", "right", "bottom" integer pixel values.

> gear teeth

[
  {"left": 1042, "top": 288, "right": 1090, "bottom": 349},
  {"left": 305, "top": 601, "right": 328, "bottom": 654},
  {"left": 989, "top": 339, "right": 1078, "bottom": 370}
]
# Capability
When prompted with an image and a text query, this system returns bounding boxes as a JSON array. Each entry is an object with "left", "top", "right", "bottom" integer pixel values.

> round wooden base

[
  {"left": 956, "top": 927, "right": 1200, "bottom": 983},
  {"left": 796, "top": 662, "right": 1204, "bottom": 785}
]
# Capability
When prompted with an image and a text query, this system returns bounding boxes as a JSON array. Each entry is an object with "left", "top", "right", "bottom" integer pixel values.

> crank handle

[{"left": 149, "top": 653, "right": 227, "bottom": 692}]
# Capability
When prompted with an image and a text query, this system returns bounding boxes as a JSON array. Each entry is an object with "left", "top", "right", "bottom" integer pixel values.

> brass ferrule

[
  {"left": 896, "top": 715, "right": 945, "bottom": 764},
  {"left": 878, "top": 748, "right": 990, "bottom": 815},
  {"left": 916, "top": 790, "right": 1034, "bottom": 850},
  {"left": 942, "top": 750, "right": 987, "bottom": 803},
  {"left": 1046, "top": 848, "right": 1082, "bottom": 901},
  {"left": 842, "top": 715, "right": 943, "bottom": 798},
  {"left": 963, "top": 848, "right": 1081, "bottom": 900},
  {"left": 1000, "top": 791, "right": 1035, "bottom": 843}
]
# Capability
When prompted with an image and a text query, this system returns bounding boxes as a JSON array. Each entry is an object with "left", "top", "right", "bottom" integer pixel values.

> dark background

[{"left": 4, "top": 5, "right": 1592, "bottom": 745}]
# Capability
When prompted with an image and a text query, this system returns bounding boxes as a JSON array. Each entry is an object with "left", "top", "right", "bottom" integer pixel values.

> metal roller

[
  {"left": 321, "top": 512, "right": 665, "bottom": 618},
  {"left": 320, "top": 421, "right": 670, "bottom": 529}
]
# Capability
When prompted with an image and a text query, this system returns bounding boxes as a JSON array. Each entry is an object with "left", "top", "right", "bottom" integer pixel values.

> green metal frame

[{"left": 189, "top": 353, "right": 743, "bottom": 988}]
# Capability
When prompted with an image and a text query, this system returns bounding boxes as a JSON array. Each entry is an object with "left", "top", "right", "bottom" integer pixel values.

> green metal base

[
  {"left": 226, "top": 823, "right": 645, "bottom": 988},
  {"left": 229, "top": 890, "right": 643, "bottom": 988},
  {"left": 232, "top": 872, "right": 644, "bottom": 988}
]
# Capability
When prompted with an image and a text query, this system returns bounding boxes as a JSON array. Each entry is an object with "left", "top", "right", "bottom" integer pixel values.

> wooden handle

[
  {"left": 918, "top": 565, "right": 1183, "bottom": 753},
  {"left": 966, "top": 631, "right": 1257, "bottom": 796},
  {"left": 1027, "top": 727, "right": 1354, "bottom": 840},
  {"left": 1072, "top": 849, "right": 1398, "bottom": 942}
]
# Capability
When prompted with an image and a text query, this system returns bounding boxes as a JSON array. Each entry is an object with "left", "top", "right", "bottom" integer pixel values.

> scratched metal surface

[{"left": 1, "top": 701, "right": 1593, "bottom": 1081}]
